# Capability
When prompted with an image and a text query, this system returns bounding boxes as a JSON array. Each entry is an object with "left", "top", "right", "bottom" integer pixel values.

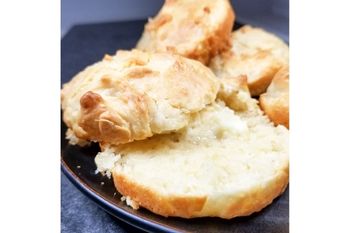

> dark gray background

[
  {"left": 61, "top": 173, "right": 145, "bottom": 233},
  {"left": 61, "top": 0, "right": 289, "bottom": 41},
  {"left": 61, "top": 1, "right": 289, "bottom": 232}
]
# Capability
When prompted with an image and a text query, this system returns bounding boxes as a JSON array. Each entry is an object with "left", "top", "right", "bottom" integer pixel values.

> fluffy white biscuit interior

[{"left": 96, "top": 101, "right": 289, "bottom": 214}]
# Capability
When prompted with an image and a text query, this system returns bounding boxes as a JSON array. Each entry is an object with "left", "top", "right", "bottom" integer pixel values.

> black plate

[{"left": 61, "top": 20, "right": 289, "bottom": 233}]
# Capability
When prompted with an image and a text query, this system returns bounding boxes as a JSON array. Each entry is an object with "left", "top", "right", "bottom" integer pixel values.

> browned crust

[
  {"left": 223, "top": 165, "right": 289, "bottom": 218},
  {"left": 113, "top": 173, "right": 207, "bottom": 218},
  {"left": 248, "top": 64, "right": 281, "bottom": 96},
  {"left": 260, "top": 97, "right": 289, "bottom": 129},
  {"left": 112, "top": 163, "right": 289, "bottom": 219},
  {"left": 259, "top": 66, "right": 289, "bottom": 128},
  {"left": 187, "top": 1, "right": 235, "bottom": 64},
  {"left": 78, "top": 91, "right": 134, "bottom": 144},
  {"left": 77, "top": 76, "right": 155, "bottom": 144}
]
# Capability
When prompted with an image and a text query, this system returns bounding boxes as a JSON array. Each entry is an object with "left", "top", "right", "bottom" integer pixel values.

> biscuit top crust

[
  {"left": 210, "top": 25, "right": 289, "bottom": 96},
  {"left": 61, "top": 49, "right": 219, "bottom": 145},
  {"left": 265, "top": 66, "right": 289, "bottom": 94},
  {"left": 136, "top": 0, "right": 234, "bottom": 64}
]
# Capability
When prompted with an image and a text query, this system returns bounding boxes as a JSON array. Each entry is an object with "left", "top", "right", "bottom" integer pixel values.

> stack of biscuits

[{"left": 61, "top": 0, "right": 289, "bottom": 219}]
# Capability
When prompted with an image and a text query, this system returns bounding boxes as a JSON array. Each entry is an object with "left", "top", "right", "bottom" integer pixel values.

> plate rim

[{"left": 61, "top": 158, "right": 180, "bottom": 233}]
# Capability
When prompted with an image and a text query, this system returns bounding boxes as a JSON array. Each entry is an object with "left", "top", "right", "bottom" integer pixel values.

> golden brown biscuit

[
  {"left": 96, "top": 101, "right": 289, "bottom": 219},
  {"left": 260, "top": 66, "right": 289, "bottom": 128},
  {"left": 210, "top": 25, "right": 289, "bottom": 96},
  {"left": 136, "top": 0, "right": 234, "bottom": 64},
  {"left": 61, "top": 49, "right": 219, "bottom": 145}
]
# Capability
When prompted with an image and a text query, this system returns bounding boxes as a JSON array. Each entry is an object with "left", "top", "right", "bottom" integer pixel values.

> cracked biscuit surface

[{"left": 61, "top": 49, "right": 219, "bottom": 145}]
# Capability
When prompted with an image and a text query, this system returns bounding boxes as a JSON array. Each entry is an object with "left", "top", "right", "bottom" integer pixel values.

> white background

[{"left": 0, "top": 0, "right": 350, "bottom": 232}]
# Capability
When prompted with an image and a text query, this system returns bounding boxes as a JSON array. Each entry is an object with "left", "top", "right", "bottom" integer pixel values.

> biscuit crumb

[{"left": 121, "top": 196, "right": 139, "bottom": 209}]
